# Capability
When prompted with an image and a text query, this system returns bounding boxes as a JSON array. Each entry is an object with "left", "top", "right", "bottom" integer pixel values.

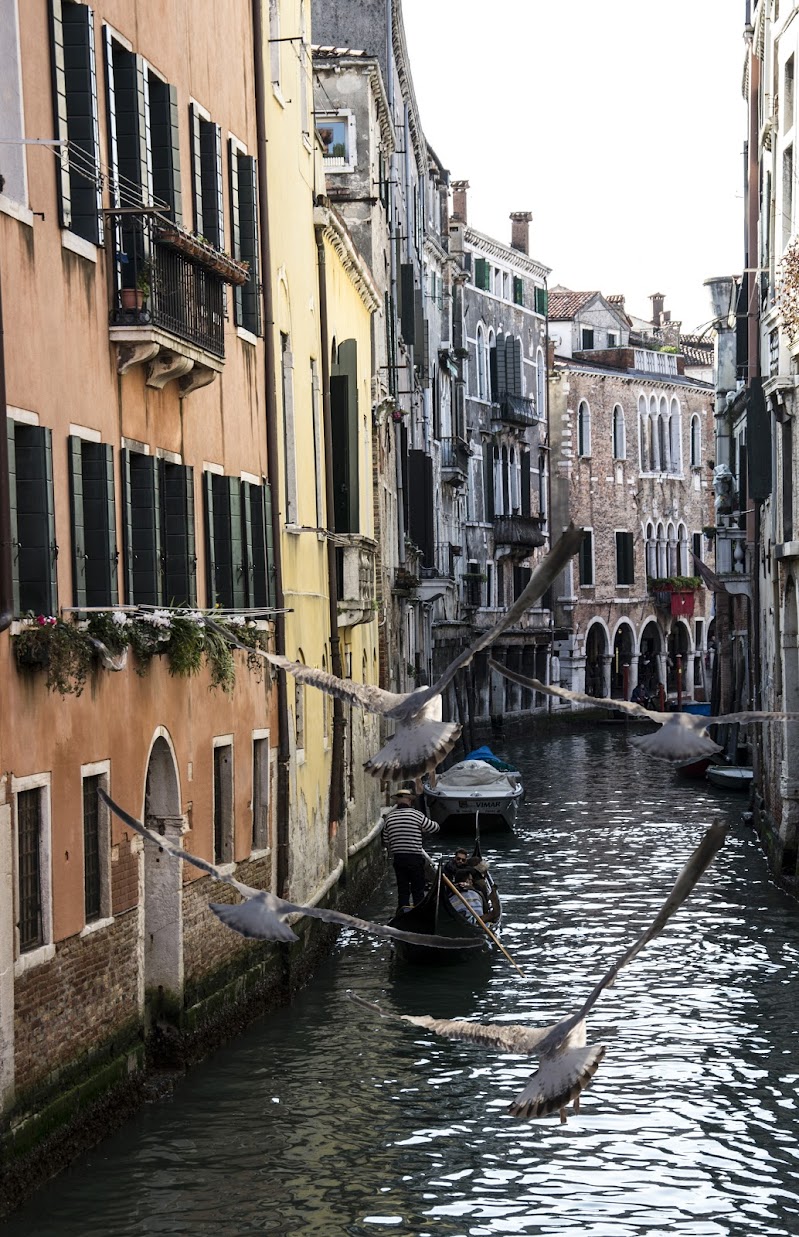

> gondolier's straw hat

[{"left": 392, "top": 785, "right": 416, "bottom": 799}]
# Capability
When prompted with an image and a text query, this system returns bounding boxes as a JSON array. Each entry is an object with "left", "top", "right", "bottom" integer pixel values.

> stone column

[
  {"left": 628, "top": 654, "right": 640, "bottom": 697},
  {"left": 601, "top": 654, "right": 612, "bottom": 699}
]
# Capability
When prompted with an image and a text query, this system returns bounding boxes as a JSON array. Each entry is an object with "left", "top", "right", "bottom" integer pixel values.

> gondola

[{"left": 387, "top": 841, "right": 501, "bottom": 966}]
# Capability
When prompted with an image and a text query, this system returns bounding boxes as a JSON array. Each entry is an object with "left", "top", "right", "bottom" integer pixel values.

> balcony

[
  {"left": 335, "top": 535, "right": 377, "bottom": 627},
  {"left": 492, "top": 394, "right": 538, "bottom": 427},
  {"left": 440, "top": 436, "right": 470, "bottom": 484},
  {"left": 493, "top": 514, "right": 546, "bottom": 555},
  {"left": 108, "top": 214, "right": 249, "bottom": 396}
]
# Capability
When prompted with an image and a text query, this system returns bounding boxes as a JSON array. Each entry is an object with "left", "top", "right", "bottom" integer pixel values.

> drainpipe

[
  {"left": 315, "top": 222, "right": 346, "bottom": 837},
  {"left": 252, "top": 0, "right": 290, "bottom": 896},
  {"left": 0, "top": 264, "right": 13, "bottom": 633},
  {"left": 747, "top": 28, "right": 763, "bottom": 715}
]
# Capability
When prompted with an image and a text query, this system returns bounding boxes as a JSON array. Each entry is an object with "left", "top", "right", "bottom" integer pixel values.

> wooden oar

[{"left": 442, "top": 872, "right": 525, "bottom": 977}]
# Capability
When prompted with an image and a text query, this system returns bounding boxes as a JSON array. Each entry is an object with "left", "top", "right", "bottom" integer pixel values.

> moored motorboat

[
  {"left": 387, "top": 846, "right": 501, "bottom": 965},
  {"left": 706, "top": 764, "right": 754, "bottom": 791},
  {"left": 423, "top": 750, "right": 523, "bottom": 833}
]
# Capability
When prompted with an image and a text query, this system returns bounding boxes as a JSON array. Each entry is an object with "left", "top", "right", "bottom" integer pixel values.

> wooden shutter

[
  {"left": 161, "top": 462, "right": 195, "bottom": 606},
  {"left": 513, "top": 276, "right": 524, "bottom": 306},
  {"left": 228, "top": 140, "right": 243, "bottom": 324},
  {"left": 496, "top": 338, "right": 507, "bottom": 398},
  {"left": 512, "top": 336, "right": 523, "bottom": 397},
  {"left": 68, "top": 436, "right": 87, "bottom": 607},
  {"left": 7, "top": 420, "right": 19, "bottom": 615},
  {"left": 14, "top": 425, "right": 57, "bottom": 616},
  {"left": 189, "top": 102, "right": 203, "bottom": 234},
  {"left": 104, "top": 443, "right": 119, "bottom": 605},
  {"left": 535, "top": 286, "right": 549, "bottom": 316},
  {"left": 200, "top": 120, "right": 224, "bottom": 248},
  {"left": 241, "top": 479, "right": 254, "bottom": 603},
  {"left": 50, "top": 0, "right": 73, "bottom": 228},
  {"left": 149, "top": 75, "right": 182, "bottom": 221},
  {"left": 229, "top": 477, "right": 246, "bottom": 609},
  {"left": 474, "top": 258, "right": 490, "bottom": 291},
  {"left": 122, "top": 450, "right": 161, "bottom": 605},
  {"left": 414, "top": 288, "right": 425, "bottom": 357},
  {"left": 579, "top": 530, "right": 593, "bottom": 587},
  {"left": 203, "top": 470, "right": 216, "bottom": 606},
  {"left": 102, "top": 25, "right": 120, "bottom": 207},
  {"left": 400, "top": 263, "right": 415, "bottom": 345},
  {"left": 521, "top": 451, "right": 531, "bottom": 518},
  {"left": 238, "top": 155, "right": 261, "bottom": 334},
  {"left": 263, "top": 480, "right": 276, "bottom": 608},
  {"left": 245, "top": 483, "right": 268, "bottom": 608},
  {"left": 483, "top": 441, "right": 494, "bottom": 521},
  {"left": 60, "top": 3, "right": 103, "bottom": 241}
]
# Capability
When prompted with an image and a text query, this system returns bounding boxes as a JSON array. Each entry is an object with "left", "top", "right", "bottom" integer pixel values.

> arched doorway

[
  {"left": 585, "top": 622, "right": 608, "bottom": 697},
  {"left": 639, "top": 620, "right": 663, "bottom": 696},
  {"left": 611, "top": 623, "right": 634, "bottom": 698},
  {"left": 667, "top": 620, "right": 691, "bottom": 694},
  {"left": 143, "top": 733, "right": 184, "bottom": 1021}
]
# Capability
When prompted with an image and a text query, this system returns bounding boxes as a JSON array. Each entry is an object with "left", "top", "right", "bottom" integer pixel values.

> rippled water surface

[{"left": 8, "top": 727, "right": 799, "bottom": 1236}]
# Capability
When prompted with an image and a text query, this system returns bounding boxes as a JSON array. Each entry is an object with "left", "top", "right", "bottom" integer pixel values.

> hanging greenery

[
  {"left": 777, "top": 237, "right": 799, "bottom": 343},
  {"left": 12, "top": 610, "right": 270, "bottom": 697}
]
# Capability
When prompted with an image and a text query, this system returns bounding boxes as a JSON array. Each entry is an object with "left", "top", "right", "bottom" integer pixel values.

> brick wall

[
  {"left": 14, "top": 911, "right": 140, "bottom": 1100},
  {"left": 182, "top": 853, "right": 273, "bottom": 991}
]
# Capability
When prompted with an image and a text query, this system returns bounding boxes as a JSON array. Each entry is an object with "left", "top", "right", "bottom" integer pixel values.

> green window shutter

[
  {"left": 200, "top": 120, "right": 224, "bottom": 249},
  {"left": 513, "top": 336, "right": 523, "bottom": 397},
  {"left": 414, "top": 288, "right": 425, "bottom": 358},
  {"left": 203, "top": 470, "right": 217, "bottom": 607},
  {"left": 229, "top": 477, "right": 246, "bottom": 609},
  {"left": 162, "top": 462, "right": 195, "bottom": 606},
  {"left": 81, "top": 440, "right": 114, "bottom": 606},
  {"left": 238, "top": 156, "right": 261, "bottom": 335},
  {"left": 189, "top": 102, "right": 203, "bottom": 234},
  {"left": 49, "top": 0, "right": 72, "bottom": 229},
  {"left": 102, "top": 25, "right": 119, "bottom": 207},
  {"left": 535, "top": 286, "right": 548, "bottom": 316},
  {"left": 185, "top": 466, "right": 196, "bottom": 605},
  {"left": 68, "top": 435, "right": 87, "bottom": 607},
  {"left": 263, "top": 480, "right": 276, "bottom": 608},
  {"left": 7, "top": 420, "right": 19, "bottom": 615},
  {"left": 228, "top": 140, "right": 243, "bottom": 325},
  {"left": 150, "top": 77, "right": 182, "bottom": 222},
  {"left": 61, "top": 3, "right": 103, "bottom": 242},
  {"left": 248, "top": 484, "right": 268, "bottom": 608},
  {"left": 122, "top": 450, "right": 160, "bottom": 605},
  {"left": 513, "top": 276, "right": 524, "bottom": 306},
  {"left": 241, "top": 479, "right": 254, "bottom": 604},
  {"left": 521, "top": 451, "right": 531, "bottom": 518},
  {"left": 504, "top": 336, "right": 514, "bottom": 397},
  {"left": 167, "top": 84, "right": 182, "bottom": 222},
  {"left": 496, "top": 337, "right": 507, "bottom": 398},
  {"left": 104, "top": 443, "right": 119, "bottom": 605},
  {"left": 14, "top": 425, "right": 57, "bottom": 615},
  {"left": 474, "top": 257, "right": 490, "bottom": 291}
]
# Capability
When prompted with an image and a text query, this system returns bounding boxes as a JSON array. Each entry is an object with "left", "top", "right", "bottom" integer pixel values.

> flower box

[{"left": 154, "top": 225, "right": 251, "bottom": 286}]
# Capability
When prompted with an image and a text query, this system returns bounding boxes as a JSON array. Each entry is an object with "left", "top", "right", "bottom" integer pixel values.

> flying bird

[
  {"left": 350, "top": 821, "right": 727, "bottom": 1121},
  {"left": 99, "top": 789, "right": 483, "bottom": 951},
  {"left": 211, "top": 526, "right": 583, "bottom": 778},
  {"left": 488, "top": 657, "right": 799, "bottom": 764}
]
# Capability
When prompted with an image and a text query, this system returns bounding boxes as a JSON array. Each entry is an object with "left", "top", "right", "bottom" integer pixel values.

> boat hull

[
  {"left": 706, "top": 766, "right": 754, "bottom": 791},
  {"left": 388, "top": 862, "right": 501, "bottom": 965}
]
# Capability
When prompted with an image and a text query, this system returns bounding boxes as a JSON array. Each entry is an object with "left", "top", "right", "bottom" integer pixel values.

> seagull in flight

[
  {"left": 212, "top": 527, "right": 583, "bottom": 778},
  {"left": 350, "top": 821, "right": 727, "bottom": 1121},
  {"left": 488, "top": 658, "right": 799, "bottom": 764},
  {"left": 99, "top": 789, "right": 482, "bottom": 951}
]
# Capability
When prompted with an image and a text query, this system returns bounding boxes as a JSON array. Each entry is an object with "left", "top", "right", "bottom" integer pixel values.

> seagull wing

[
  {"left": 209, "top": 895, "right": 299, "bottom": 942},
  {"left": 628, "top": 722, "right": 723, "bottom": 762},
  {"left": 99, "top": 789, "right": 260, "bottom": 899},
  {"left": 487, "top": 657, "right": 661, "bottom": 722},
  {"left": 509, "top": 1043, "right": 607, "bottom": 1118},
  {"left": 276, "top": 904, "right": 484, "bottom": 949},
  {"left": 362, "top": 717, "right": 463, "bottom": 778},
  {"left": 691, "top": 550, "right": 730, "bottom": 594},
  {"left": 347, "top": 992, "right": 552, "bottom": 1051},
  {"left": 541, "top": 821, "right": 728, "bottom": 1056},
  {"left": 716, "top": 709, "right": 799, "bottom": 725},
  {"left": 204, "top": 620, "right": 403, "bottom": 715},
  {"left": 411, "top": 525, "right": 584, "bottom": 709}
]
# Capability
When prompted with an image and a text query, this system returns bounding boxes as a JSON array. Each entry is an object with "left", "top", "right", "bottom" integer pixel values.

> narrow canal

[{"left": 7, "top": 725, "right": 799, "bottom": 1236}]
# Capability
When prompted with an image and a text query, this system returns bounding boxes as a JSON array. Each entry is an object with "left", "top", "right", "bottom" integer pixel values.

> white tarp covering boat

[{"left": 423, "top": 757, "right": 523, "bottom": 832}]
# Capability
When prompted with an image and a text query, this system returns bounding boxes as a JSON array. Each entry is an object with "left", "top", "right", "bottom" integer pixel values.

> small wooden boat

[
  {"left": 706, "top": 765, "right": 754, "bottom": 791},
  {"left": 388, "top": 845, "right": 501, "bottom": 966},
  {"left": 423, "top": 750, "right": 523, "bottom": 833},
  {"left": 675, "top": 756, "right": 713, "bottom": 780}
]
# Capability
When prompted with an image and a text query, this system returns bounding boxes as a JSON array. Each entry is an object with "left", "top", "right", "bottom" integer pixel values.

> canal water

[{"left": 6, "top": 725, "right": 799, "bottom": 1236}]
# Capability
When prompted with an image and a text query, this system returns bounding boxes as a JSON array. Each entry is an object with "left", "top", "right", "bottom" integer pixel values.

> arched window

[
  {"left": 659, "top": 396, "right": 670, "bottom": 472},
  {"left": 667, "top": 523, "right": 678, "bottom": 575},
  {"left": 510, "top": 447, "right": 520, "bottom": 511},
  {"left": 538, "top": 450, "right": 547, "bottom": 520},
  {"left": 536, "top": 346, "right": 546, "bottom": 418},
  {"left": 476, "top": 324, "right": 487, "bottom": 400},
  {"left": 690, "top": 414, "right": 701, "bottom": 467},
  {"left": 501, "top": 445, "right": 510, "bottom": 513},
  {"left": 488, "top": 328, "right": 496, "bottom": 402},
  {"left": 613, "top": 404, "right": 626, "bottom": 460},
  {"left": 649, "top": 395, "right": 659, "bottom": 470},
  {"left": 670, "top": 398, "right": 682, "bottom": 472},
  {"left": 677, "top": 523, "right": 689, "bottom": 575},
  {"left": 638, "top": 394, "right": 649, "bottom": 471},
  {"left": 656, "top": 521, "right": 666, "bottom": 577},
  {"left": 577, "top": 400, "right": 591, "bottom": 457},
  {"left": 645, "top": 522, "right": 657, "bottom": 578}
]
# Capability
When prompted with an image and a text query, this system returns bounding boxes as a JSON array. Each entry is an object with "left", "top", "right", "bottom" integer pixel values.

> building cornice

[
  {"left": 314, "top": 204, "right": 381, "bottom": 313},
  {"left": 465, "top": 226, "right": 551, "bottom": 280}
]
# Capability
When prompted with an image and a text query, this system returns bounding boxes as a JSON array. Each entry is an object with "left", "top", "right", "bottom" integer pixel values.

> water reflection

[{"left": 6, "top": 728, "right": 799, "bottom": 1236}]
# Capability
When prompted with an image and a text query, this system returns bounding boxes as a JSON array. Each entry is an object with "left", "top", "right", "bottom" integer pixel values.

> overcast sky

[{"left": 401, "top": 0, "right": 745, "bottom": 333}]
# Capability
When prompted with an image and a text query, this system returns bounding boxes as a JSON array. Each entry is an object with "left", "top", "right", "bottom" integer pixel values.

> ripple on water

[{"left": 5, "top": 728, "right": 799, "bottom": 1236}]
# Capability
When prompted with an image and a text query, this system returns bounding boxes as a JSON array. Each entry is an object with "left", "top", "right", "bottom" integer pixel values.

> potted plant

[{"left": 119, "top": 261, "right": 150, "bottom": 312}]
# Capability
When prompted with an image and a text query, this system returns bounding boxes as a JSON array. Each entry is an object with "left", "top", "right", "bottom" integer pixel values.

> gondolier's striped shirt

[{"left": 382, "top": 807, "right": 439, "bottom": 855}]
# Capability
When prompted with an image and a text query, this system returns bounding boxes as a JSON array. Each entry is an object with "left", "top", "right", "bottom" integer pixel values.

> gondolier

[{"left": 382, "top": 785, "right": 440, "bottom": 911}]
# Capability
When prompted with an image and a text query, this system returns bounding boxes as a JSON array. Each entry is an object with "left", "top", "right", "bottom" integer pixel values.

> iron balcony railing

[
  {"left": 492, "top": 394, "right": 538, "bottom": 426},
  {"left": 440, "top": 436, "right": 470, "bottom": 476},
  {"left": 493, "top": 514, "right": 546, "bottom": 550},
  {"left": 110, "top": 214, "right": 226, "bottom": 358}
]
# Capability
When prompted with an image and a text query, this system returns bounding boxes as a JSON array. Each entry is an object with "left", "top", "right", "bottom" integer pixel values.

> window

[
  {"left": 104, "top": 30, "right": 149, "bottom": 217},
  {"left": 252, "top": 733, "right": 270, "bottom": 851},
  {"left": 316, "top": 112, "right": 356, "bottom": 171},
  {"left": 692, "top": 532, "right": 703, "bottom": 565},
  {"left": 122, "top": 449, "right": 161, "bottom": 605},
  {"left": 190, "top": 103, "right": 224, "bottom": 248},
  {"left": 785, "top": 54, "right": 795, "bottom": 133},
  {"left": 690, "top": 415, "right": 701, "bottom": 468},
  {"left": 229, "top": 141, "right": 262, "bottom": 335},
  {"left": 50, "top": 0, "right": 103, "bottom": 241},
  {"left": 280, "top": 333, "right": 297, "bottom": 522},
  {"left": 2, "top": 0, "right": 28, "bottom": 210},
  {"left": 581, "top": 328, "right": 594, "bottom": 350},
  {"left": 68, "top": 436, "right": 118, "bottom": 607},
  {"left": 607, "top": 331, "right": 618, "bottom": 348},
  {"left": 534, "top": 286, "right": 548, "bottom": 316},
  {"left": 474, "top": 257, "right": 491, "bottom": 291},
  {"left": 577, "top": 401, "right": 591, "bottom": 457},
  {"left": 579, "top": 530, "right": 594, "bottom": 586},
  {"left": 638, "top": 394, "right": 650, "bottom": 471},
  {"left": 82, "top": 770, "right": 110, "bottom": 924},
  {"left": 612, "top": 405, "right": 626, "bottom": 460},
  {"left": 616, "top": 531, "right": 634, "bottom": 586},
  {"left": 14, "top": 777, "right": 52, "bottom": 958},
  {"left": 476, "top": 325, "right": 487, "bottom": 400},
  {"left": 204, "top": 472, "right": 274, "bottom": 609},
  {"left": 784, "top": 144, "right": 794, "bottom": 250},
  {"left": 513, "top": 276, "right": 524, "bottom": 307},
  {"left": 646, "top": 522, "right": 657, "bottom": 577},
  {"left": 213, "top": 740, "right": 234, "bottom": 864},
  {"left": 464, "top": 560, "right": 483, "bottom": 608},
  {"left": 536, "top": 347, "right": 546, "bottom": 416},
  {"left": 7, "top": 419, "right": 56, "bottom": 616},
  {"left": 669, "top": 398, "right": 682, "bottom": 472}
]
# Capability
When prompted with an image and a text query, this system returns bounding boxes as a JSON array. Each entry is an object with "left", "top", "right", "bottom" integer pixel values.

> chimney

[
  {"left": 547, "top": 338, "right": 555, "bottom": 369},
  {"left": 650, "top": 292, "right": 665, "bottom": 327},
  {"left": 510, "top": 211, "right": 533, "bottom": 255},
  {"left": 451, "top": 180, "right": 469, "bottom": 224}
]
